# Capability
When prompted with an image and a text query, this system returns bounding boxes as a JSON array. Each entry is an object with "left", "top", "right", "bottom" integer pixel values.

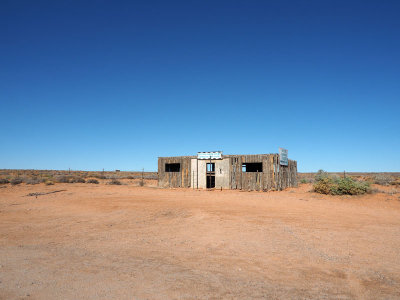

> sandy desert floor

[{"left": 1, "top": 182, "right": 400, "bottom": 299}]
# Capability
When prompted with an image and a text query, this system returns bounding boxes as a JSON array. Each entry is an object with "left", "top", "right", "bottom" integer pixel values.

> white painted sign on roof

[{"left": 197, "top": 151, "right": 223, "bottom": 160}]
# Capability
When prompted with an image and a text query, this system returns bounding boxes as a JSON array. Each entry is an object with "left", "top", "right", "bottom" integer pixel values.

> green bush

[
  {"left": 331, "top": 177, "right": 370, "bottom": 195},
  {"left": 314, "top": 170, "right": 330, "bottom": 182},
  {"left": 313, "top": 170, "right": 370, "bottom": 195}
]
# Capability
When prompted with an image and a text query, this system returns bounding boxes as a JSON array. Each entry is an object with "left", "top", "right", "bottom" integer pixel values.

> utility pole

[{"left": 141, "top": 168, "right": 144, "bottom": 186}]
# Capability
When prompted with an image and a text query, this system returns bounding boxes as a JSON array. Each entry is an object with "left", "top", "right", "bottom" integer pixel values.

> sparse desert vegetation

[
  {"left": 313, "top": 170, "right": 370, "bottom": 195},
  {"left": 0, "top": 169, "right": 399, "bottom": 300},
  {"left": 0, "top": 169, "right": 158, "bottom": 187},
  {"left": 0, "top": 178, "right": 10, "bottom": 184},
  {"left": 1, "top": 182, "right": 400, "bottom": 299},
  {"left": 1, "top": 170, "right": 399, "bottom": 195},
  {"left": 10, "top": 178, "right": 23, "bottom": 185},
  {"left": 373, "top": 173, "right": 396, "bottom": 186},
  {"left": 107, "top": 178, "right": 122, "bottom": 185},
  {"left": 86, "top": 179, "right": 99, "bottom": 184}
]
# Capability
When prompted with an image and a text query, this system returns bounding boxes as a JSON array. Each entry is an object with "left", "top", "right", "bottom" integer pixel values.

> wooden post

[
  {"left": 209, "top": 156, "right": 211, "bottom": 189},
  {"left": 196, "top": 158, "right": 198, "bottom": 189},
  {"left": 240, "top": 158, "right": 242, "bottom": 190}
]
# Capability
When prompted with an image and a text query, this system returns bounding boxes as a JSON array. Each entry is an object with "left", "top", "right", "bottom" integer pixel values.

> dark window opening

[
  {"left": 165, "top": 163, "right": 180, "bottom": 172},
  {"left": 242, "top": 162, "right": 263, "bottom": 172},
  {"left": 206, "top": 163, "right": 215, "bottom": 172}
]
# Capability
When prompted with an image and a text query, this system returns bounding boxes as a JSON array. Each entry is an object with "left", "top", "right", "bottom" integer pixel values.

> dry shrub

[
  {"left": 374, "top": 174, "right": 394, "bottom": 186},
  {"left": 25, "top": 178, "right": 41, "bottom": 185},
  {"left": 108, "top": 179, "right": 122, "bottom": 185},
  {"left": 10, "top": 178, "right": 23, "bottom": 185},
  {"left": 87, "top": 179, "right": 99, "bottom": 184},
  {"left": 300, "top": 178, "right": 312, "bottom": 184},
  {"left": 314, "top": 178, "right": 332, "bottom": 194},
  {"left": 45, "top": 181, "right": 54, "bottom": 185},
  {"left": 56, "top": 175, "right": 71, "bottom": 183},
  {"left": 0, "top": 178, "right": 9, "bottom": 184},
  {"left": 55, "top": 175, "right": 85, "bottom": 183},
  {"left": 369, "top": 187, "right": 382, "bottom": 194},
  {"left": 70, "top": 177, "right": 85, "bottom": 183}
]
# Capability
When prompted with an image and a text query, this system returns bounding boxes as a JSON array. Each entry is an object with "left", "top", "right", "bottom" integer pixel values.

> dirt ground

[{"left": 1, "top": 182, "right": 400, "bottom": 299}]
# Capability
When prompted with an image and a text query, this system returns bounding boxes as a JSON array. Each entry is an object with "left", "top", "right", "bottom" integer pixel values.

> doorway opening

[
  {"left": 206, "top": 162, "right": 215, "bottom": 188},
  {"left": 206, "top": 175, "right": 215, "bottom": 188}
]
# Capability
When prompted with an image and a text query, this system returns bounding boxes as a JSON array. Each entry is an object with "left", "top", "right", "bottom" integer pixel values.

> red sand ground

[{"left": 1, "top": 182, "right": 400, "bottom": 299}]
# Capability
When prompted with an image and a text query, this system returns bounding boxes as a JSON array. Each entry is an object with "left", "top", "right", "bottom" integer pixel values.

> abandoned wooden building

[{"left": 158, "top": 151, "right": 297, "bottom": 191}]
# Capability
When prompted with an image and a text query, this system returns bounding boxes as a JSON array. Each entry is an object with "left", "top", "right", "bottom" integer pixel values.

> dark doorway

[
  {"left": 206, "top": 175, "right": 215, "bottom": 188},
  {"left": 206, "top": 162, "right": 216, "bottom": 188}
]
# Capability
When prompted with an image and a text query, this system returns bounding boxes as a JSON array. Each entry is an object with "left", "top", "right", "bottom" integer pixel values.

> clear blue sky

[{"left": 1, "top": 0, "right": 399, "bottom": 172}]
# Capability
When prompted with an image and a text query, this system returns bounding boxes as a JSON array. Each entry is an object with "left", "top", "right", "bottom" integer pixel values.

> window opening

[
  {"left": 165, "top": 163, "right": 180, "bottom": 172},
  {"left": 206, "top": 163, "right": 215, "bottom": 172},
  {"left": 242, "top": 162, "right": 263, "bottom": 172}
]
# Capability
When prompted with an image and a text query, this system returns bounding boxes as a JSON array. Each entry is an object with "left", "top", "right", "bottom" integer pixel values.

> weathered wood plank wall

[
  {"left": 229, "top": 154, "right": 297, "bottom": 191},
  {"left": 159, "top": 154, "right": 297, "bottom": 191},
  {"left": 158, "top": 157, "right": 192, "bottom": 188}
]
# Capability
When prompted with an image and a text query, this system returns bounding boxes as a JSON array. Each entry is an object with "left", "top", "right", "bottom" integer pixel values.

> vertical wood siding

[
  {"left": 158, "top": 157, "right": 192, "bottom": 188},
  {"left": 229, "top": 154, "right": 297, "bottom": 191},
  {"left": 158, "top": 154, "right": 297, "bottom": 191}
]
